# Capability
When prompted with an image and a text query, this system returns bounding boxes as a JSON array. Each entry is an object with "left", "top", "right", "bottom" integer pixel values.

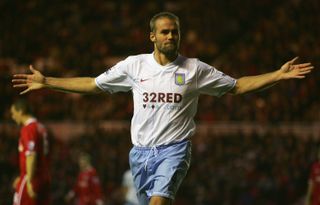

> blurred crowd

[
  {"left": 180, "top": 131, "right": 315, "bottom": 205},
  {"left": 1, "top": 0, "right": 319, "bottom": 204},
  {"left": 0, "top": 0, "right": 319, "bottom": 123}
]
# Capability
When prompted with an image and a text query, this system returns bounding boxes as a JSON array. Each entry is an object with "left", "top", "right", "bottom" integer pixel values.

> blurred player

[
  {"left": 122, "top": 169, "right": 139, "bottom": 205},
  {"left": 65, "top": 152, "right": 104, "bottom": 205},
  {"left": 11, "top": 99, "right": 51, "bottom": 205},
  {"left": 305, "top": 148, "right": 320, "bottom": 205},
  {"left": 12, "top": 11, "right": 314, "bottom": 205}
]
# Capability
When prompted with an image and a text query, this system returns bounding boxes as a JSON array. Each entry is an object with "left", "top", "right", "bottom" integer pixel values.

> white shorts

[{"left": 129, "top": 140, "right": 191, "bottom": 205}]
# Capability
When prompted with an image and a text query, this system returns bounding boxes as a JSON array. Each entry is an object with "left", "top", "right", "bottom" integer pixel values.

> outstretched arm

[
  {"left": 230, "top": 57, "right": 314, "bottom": 95},
  {"left": 12, "top": 65, "right": 102, "bottom": 94}
]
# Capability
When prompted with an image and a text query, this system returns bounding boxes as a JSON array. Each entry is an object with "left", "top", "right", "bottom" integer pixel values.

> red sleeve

[
  {"left": 310, "top": 163, "right": 319, "bottom": 182},
  {"left": 90, "top": 170, "right": 103, "bottom": 200},
  {"left": 21, "top": 125, "right": 38, "bottom": 155}
]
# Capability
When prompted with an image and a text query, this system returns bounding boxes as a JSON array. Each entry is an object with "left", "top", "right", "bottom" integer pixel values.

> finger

[
  {"left": 20, "top": 88, "right": 30, "bottom": 95},
  {"left": 292, "top": 76, "right": 306, "bottom": 79},
  {"left": 12, "top": 79, "right": 27, "bottom": 83},
  {"left": 29, "top": 65, "right": 36, "bottom": 73},
  {"left": 289, "top": 56, "right": 299, "bottom": 64},
  {"left": 13, "top": 74, "right": 29, "bottom": 78},
  {"left": 299, "top": 66, "right": 314, "bottom": 72},
  {"left": 13, "top": 84, "right": 28, "bottom": 88},
  {"left": 299, "top": 70, "right": 312, "bottom": 75},
  {"left": 296, "top": 63, "right": 312, "bottom": 67}
]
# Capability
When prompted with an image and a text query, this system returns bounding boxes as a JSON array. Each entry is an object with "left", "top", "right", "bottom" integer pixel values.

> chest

[
  {"left": 134, "top": 68, "right": 195, "bottom": 95},
  {"left": 78, "top": 174, "right": 91, "bottom": 188}
]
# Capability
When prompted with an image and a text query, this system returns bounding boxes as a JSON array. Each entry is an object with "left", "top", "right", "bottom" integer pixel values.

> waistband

[{"left": 133, "top": 139, "right": 190, "bottom": 151}]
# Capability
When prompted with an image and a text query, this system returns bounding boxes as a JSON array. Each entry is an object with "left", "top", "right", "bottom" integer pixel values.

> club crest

[{"left": 175, "top": 73, "right": 185, "bottom": 86}]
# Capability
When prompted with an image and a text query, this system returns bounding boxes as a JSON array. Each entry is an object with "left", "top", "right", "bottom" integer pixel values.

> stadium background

[{"left": 0, "top": 0, "right": 319, "bottom": 204}]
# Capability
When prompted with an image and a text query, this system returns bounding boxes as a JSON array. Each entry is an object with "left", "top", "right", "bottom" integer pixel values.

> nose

[{"left": 167, "top": 32, "right": 173, "bottom": 39}]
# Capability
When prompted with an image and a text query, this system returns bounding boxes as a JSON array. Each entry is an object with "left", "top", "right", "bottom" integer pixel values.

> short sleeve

[
  {"left": 196, "top": 60, "right": 236, "bottom": 97},
  {"left": 310, "top": 163, "right": 318, "bottom": 181},
  {"left": 21, "top": 126, "right": 37, "bottom": 156},
  {"left": 95, "top": 58, "right": 133, "bottom": 94}
]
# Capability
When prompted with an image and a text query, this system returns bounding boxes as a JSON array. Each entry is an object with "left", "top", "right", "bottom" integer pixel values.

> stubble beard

[{"left": 157, "top": 42, "right": 179, "bottom": 57}]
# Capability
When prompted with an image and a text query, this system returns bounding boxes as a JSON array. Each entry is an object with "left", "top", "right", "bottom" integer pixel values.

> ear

[
  {"left": 17, "top": 110, "right": 23, "bottom": 118},
  {"left": 150, "top": 32, "right": 156, "bottom": 43}
]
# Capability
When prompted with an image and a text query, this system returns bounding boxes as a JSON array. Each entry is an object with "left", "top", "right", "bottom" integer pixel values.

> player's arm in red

[
  {"left": 22, "top": 125, "right": 40, "bottom": 199},
  {"left": 91, "top": 173, "right": 104, "bottom": 205},
  {"left": 305, "top": 180, "right": 313, "bottom": 205},
  {"left": 93, "top": 181, "right": 103, "bottom": 205},
  {"left": 12, "top": 176, "right": 20, "bottom": 190},
  {"left": 12, "top": 65, "right": 102, "bottom": 95},
  {"left": 229, "top": 57, "right": 313, "bottom": 95},
  {"left": 26, "top": 152, "right": 37, "bottom": 198}
]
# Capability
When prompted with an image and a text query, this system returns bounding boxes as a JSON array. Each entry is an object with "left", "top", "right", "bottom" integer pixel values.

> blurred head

[
  {"left": 78, "top": 152, "right": 92, "bottom": 170},
  {"left": 10, "top": 99, "right": 33, "bottom": 125},
  {"left": 150, "top": 12, "right": 181, "bottom": 56}
]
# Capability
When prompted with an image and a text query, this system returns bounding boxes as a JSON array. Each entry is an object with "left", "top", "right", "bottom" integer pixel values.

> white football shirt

[{"left": 95, "top": 53, "right": 236, "bottom": 146}]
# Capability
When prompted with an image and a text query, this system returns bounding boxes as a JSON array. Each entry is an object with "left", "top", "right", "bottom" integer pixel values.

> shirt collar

[{"left": 24, "top": 118, "right": 37, "bottom": 126}]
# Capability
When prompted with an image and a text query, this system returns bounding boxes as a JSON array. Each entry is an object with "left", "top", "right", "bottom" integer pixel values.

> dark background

[{"left": 0, "top": 0, "right": 319, "bottom": 204}]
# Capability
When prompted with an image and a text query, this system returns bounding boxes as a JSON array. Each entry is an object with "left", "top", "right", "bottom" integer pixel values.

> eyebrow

[{"left": 159, "top": 29, "right": 179, "bottom": 33}]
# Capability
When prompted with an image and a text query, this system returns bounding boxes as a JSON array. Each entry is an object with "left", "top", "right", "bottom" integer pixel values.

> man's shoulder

[
  {"left": 178, "top": 54, "right": 196, "bottom": 61},
  {"left": 176, "top": 55, "right": 200, "bottom": 68},
  {"left": 114, "top": 54, "right": 152, "bottom": 70},
  {"left": 125, "top": 53, "right": 151, "bottom": 62},
  {"left": 22, "top": 120, "right": 37, "bottom": 132}
]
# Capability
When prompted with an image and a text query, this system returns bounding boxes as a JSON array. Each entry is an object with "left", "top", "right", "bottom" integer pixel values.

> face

[
  {"left": 10, "top": 105, "right": 22, "bottom": 125},
  {"left": 150, "top": 17, "right": 180, "bottom": 56},
  {"left": 79, "top": 156, "right": 89, "bottom": 170}
]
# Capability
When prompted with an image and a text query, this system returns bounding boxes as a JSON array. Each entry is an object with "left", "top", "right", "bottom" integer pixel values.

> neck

[
  {"left": 81, "top": 165, "right": 92, "bottom": 171},
  {"left": 21, "top": 115, "right": 33, "bottom": 126},
  {"left": 153, "top": 50, "right": 178, "bottom": 66}
]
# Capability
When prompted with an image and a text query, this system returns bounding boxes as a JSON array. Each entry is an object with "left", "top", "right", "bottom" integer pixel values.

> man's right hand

[
  {"left": 12, "top": 65, "right": 46, "bottom": 95},
  {"left": 12, "top": 177, "right": 20, "bottom": 190}
]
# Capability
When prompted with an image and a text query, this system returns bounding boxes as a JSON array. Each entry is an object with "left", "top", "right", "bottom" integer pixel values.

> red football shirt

[
  {"left": 18, "top": 118, "right": 51, "bottom": 190},
  {"left": 310, "top": 161, "right": 320, "bottom": 205},
  {"left": 73, "top": 167, "right": 103, "bottom": 205}
]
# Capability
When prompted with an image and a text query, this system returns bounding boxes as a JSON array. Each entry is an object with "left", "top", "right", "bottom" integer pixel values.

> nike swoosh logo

[{"left": 140, "top": 78, "right": 149, "bottom": 82}]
